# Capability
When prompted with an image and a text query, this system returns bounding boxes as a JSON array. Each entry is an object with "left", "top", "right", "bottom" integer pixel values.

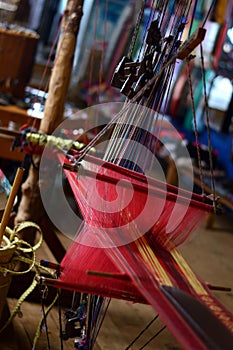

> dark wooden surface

[{"left": 0, "top": 105, "right": 41, "bottom": 161}]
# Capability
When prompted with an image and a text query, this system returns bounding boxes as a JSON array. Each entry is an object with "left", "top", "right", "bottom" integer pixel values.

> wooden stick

[
  {"left": 86, "top": 270, "right": 131, "bottom": 281},
  {"left": 40, "top": 260, "right": 62, "bottom": 271},
  {"left": 0, "top": 167, "right": 24, "bottom": 244},
  {"left": 206, "top": 283, "right": 231, "bottom": 292}
]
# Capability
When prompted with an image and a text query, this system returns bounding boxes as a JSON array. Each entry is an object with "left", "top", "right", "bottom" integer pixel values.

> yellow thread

[
  {"left": 120, "top": 208, "right": 172, "bottom": 286},
  {"left": 170, "top": 248, "right": 207, "bottom": 294},
  {"left": 136, "top": 236, "right": 173, "bottom": 286}
]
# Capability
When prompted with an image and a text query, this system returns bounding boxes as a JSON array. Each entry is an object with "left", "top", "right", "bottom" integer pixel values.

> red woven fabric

[
  {"left": 54, "top": 154, "right": 233, "bottom": 349},
  {"left": 58, "top": 154, "right": 212, "bottom": 298}
]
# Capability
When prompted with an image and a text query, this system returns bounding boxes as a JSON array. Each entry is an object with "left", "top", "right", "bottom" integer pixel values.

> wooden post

[
  {"left": 14, "top": 0, "right": 84, "bottom": 235},
  {"left": 40, "top": 0, "right": 84, "bottom": 134}
]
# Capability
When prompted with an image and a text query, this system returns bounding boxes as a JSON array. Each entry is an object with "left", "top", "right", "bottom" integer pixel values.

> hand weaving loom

[{"left": 35, "top": 1, "right": 233, "bottom": 349}]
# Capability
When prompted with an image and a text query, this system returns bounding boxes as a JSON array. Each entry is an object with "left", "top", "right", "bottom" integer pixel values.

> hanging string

[
  {"left": 102, "top": 1, "right": 189, "bottom": 170},
  {"left": 157, "top": 0, "right": 170, "bottom": 34},
  {"left": 57, "top": 289, "right": 64, "bottom": 350},
  {"left": 169, "top": 0, "right": 187, "bottom": 38},
  {"left": 135, "top": 0, "right": 154, "bottom": 62},
  {"left": 90, "top": 297, "right": 111, "bottom": 349},
  {"left": 98, "top": 0, "right": 108, "bottom": 94},
  {"left": 37, "top": 16, "right": 62, "bottom": 95},
  {"left": 121, "top": 33, "right": 180, "bottom": 171},
  {"left": 110, "top": 104, "right": 145, "bottom": 167},
  {"left": 188, "top": 0, "right": 199, "bottom": 37},
  {"left": 70, "top": 0, "right": 208, "bottom": 172},
  {"left": 88, "top": 295, "right": 109, "bottom": 350},
  {"left": 72, "top": 35, "right": 191, "bottom": 164},
  {"left": 103, "top": 103, "right": 141, "bottom": 163},
  {"left": 88, "top": 0, "right": 99, "bottom": 99},
  {"left": 200, "top": 43, "right": 216, "bottom": 209},
  {"left": 139, "top": 325, "right": 166, "bottom": 349},
  {"left": 202, "top": 0, "right": 217, "bottom": 27},
  {"left": 186, "top": 57, "right": 205, "bottom": 195},
  {"left": 40, "top": 285, "right": 51, "bottom": 350},
  {"left": 128, "top": 0, "right": 146, "bottom": 59},
  {"left": 29, "top": 12, "right": 64, "bottom": 132},
  {"left": 102, "top": 1, "right": 157, "bottom": 163},
  {"left": 147, "top": 63, "right": 176, "bottom": 174},
  {"left": 125, "top": 314, "right": 159, "bottom": 349}
]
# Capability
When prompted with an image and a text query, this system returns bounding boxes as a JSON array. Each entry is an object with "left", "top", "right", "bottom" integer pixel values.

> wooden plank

[
  {"left": 0, "top": 105, "right": 40, "bottom": 127},
  {"left": 0, "top": 28, "right": 38, "bottom": 98},
  {"left": 0, "top": 138, "right": 25, "bottom": 161},
  {"left": 0, "top": 105, "right": 40, "bottom": 161}
]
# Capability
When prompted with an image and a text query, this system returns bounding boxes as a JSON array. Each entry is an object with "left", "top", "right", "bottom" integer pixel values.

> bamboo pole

[
  {"left": 0, "top": 167, "right": 24, "bottom": 244},
  {"left": 14, "top": 0, "right": 84, "bottom": 228}
]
